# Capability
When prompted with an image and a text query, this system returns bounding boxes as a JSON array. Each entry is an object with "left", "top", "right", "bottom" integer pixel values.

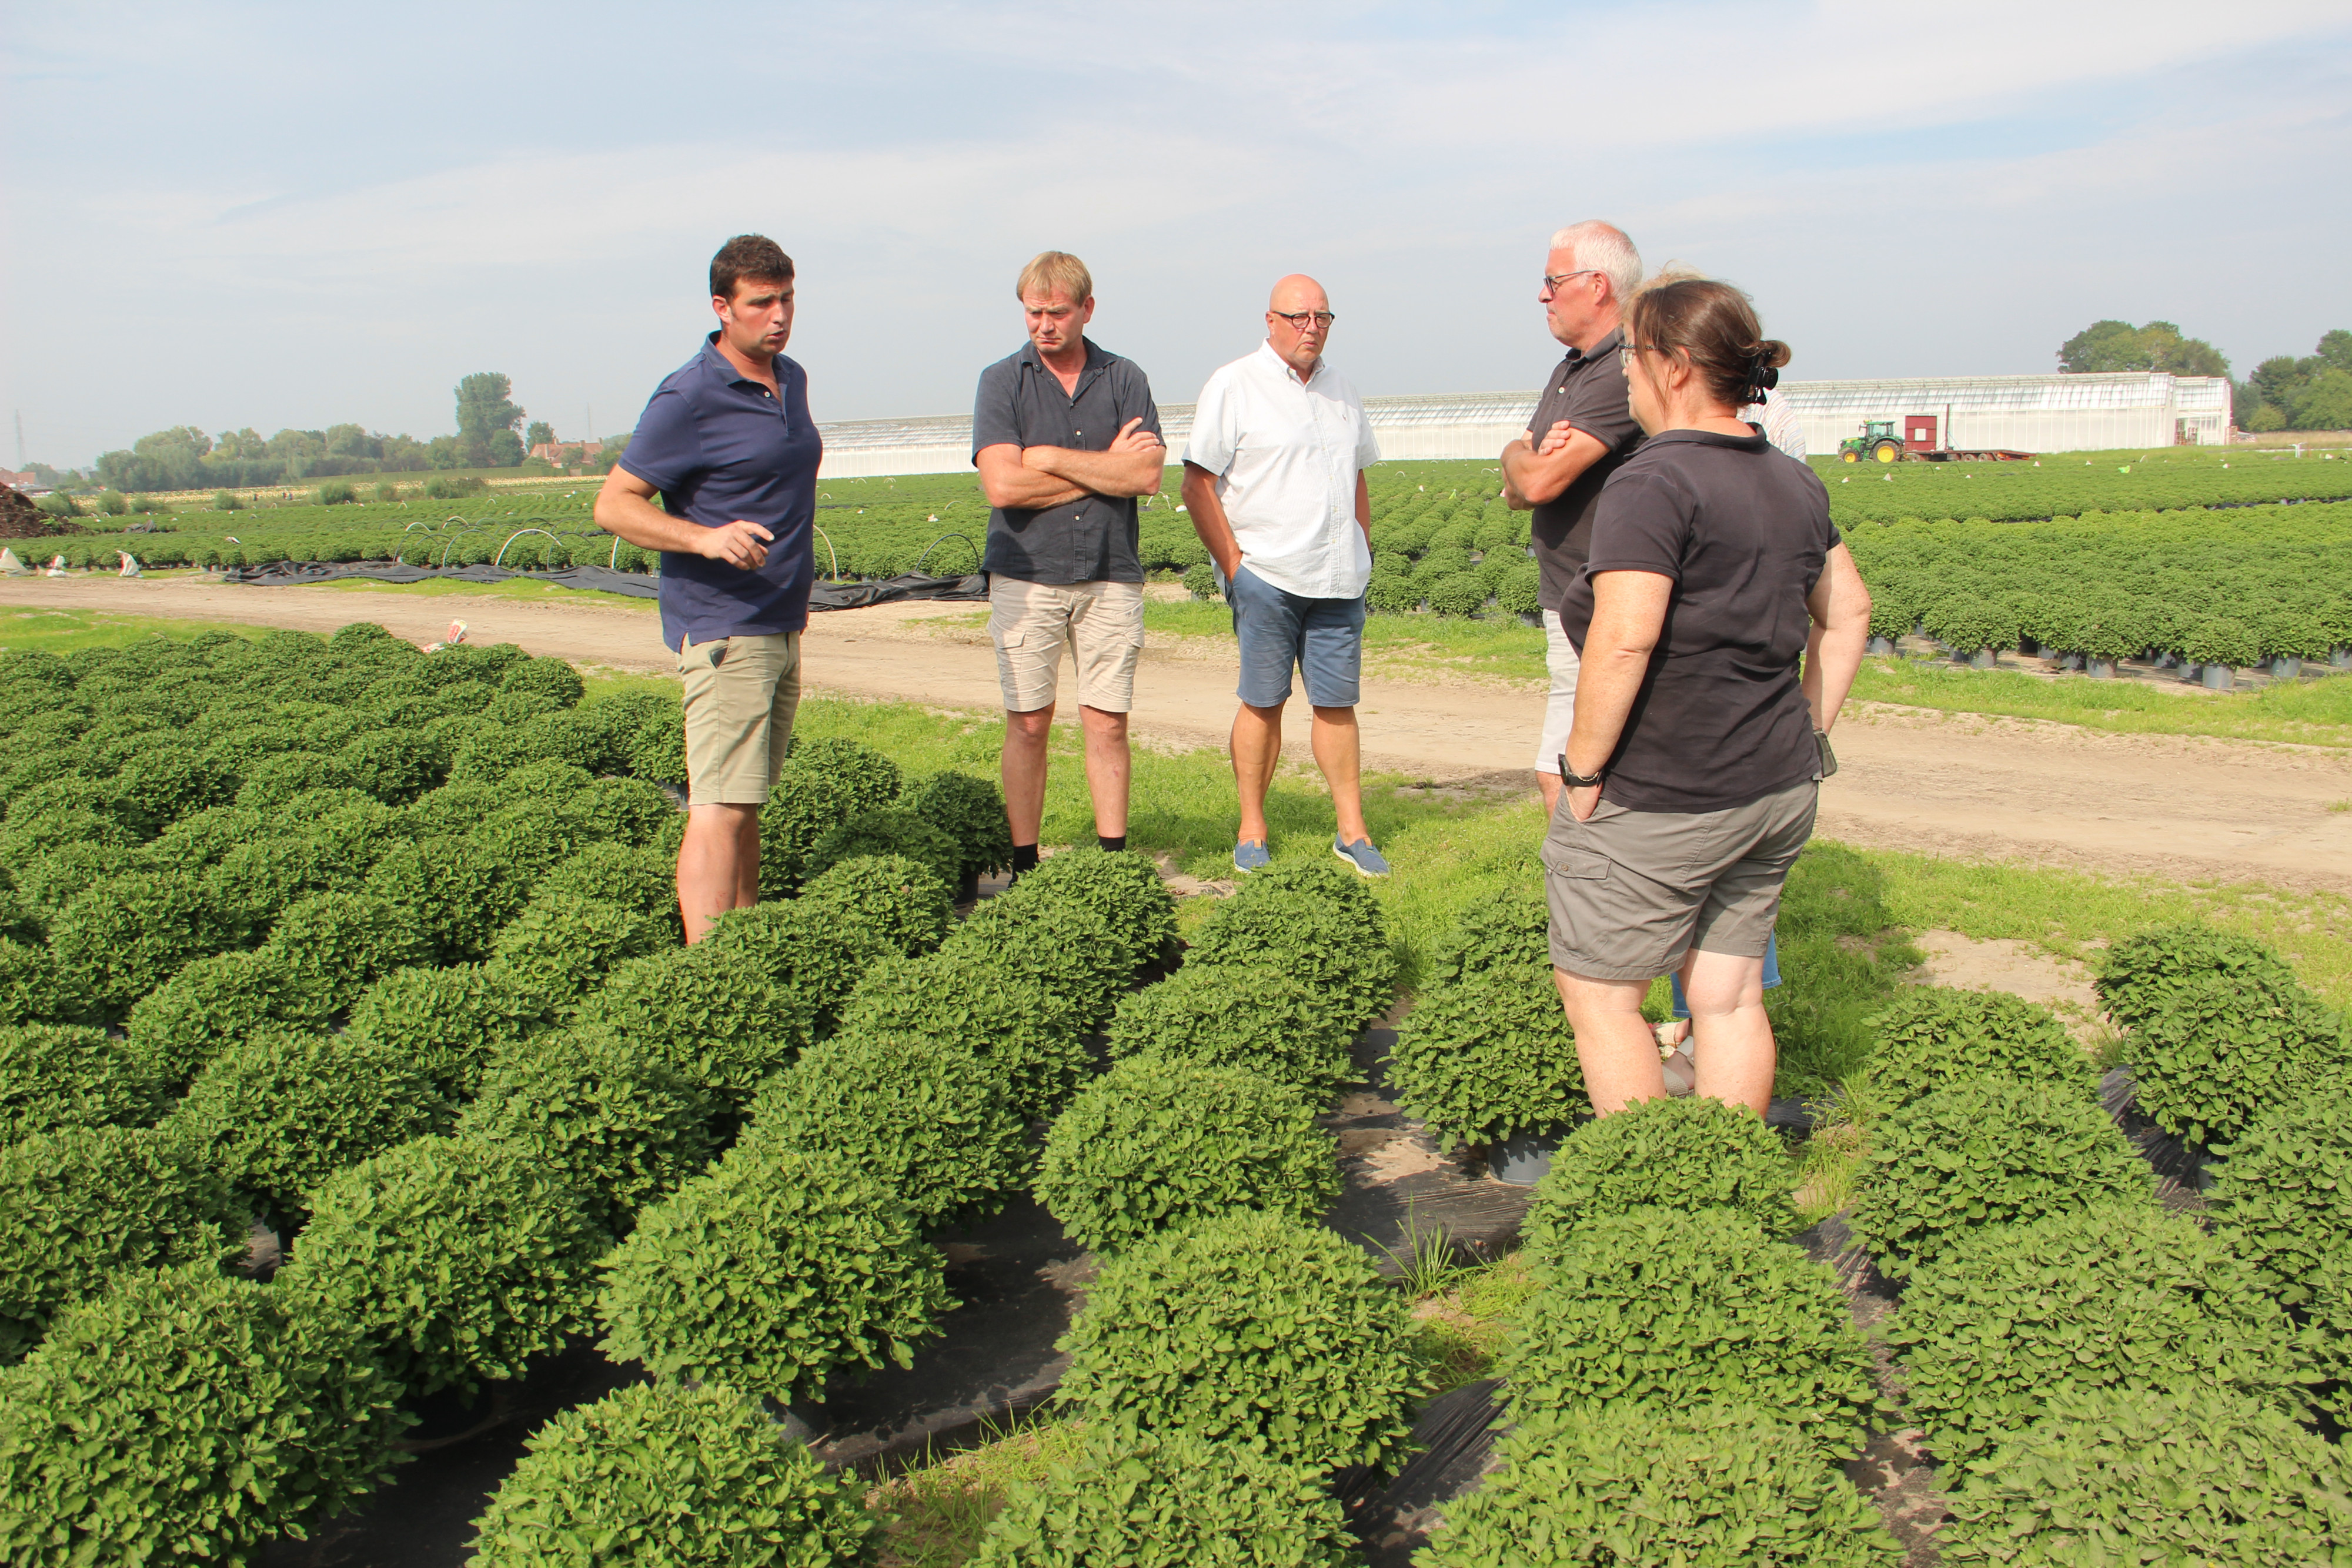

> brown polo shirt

[{"left": 1525, "top": 327, "right": 1642, "bottom": 611}]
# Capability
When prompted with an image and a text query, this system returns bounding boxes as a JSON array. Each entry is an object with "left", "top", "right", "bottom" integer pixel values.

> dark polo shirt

[
  {"left": 972, "top": 339, "right": 1161, "bottom": 584},
  {"left": 1558, "top": 427, "right": 1839, "bottom": 814},
  {"left": 619, "top": 333, "right": 823, "bottom": 653},
  {"left": 1525, "top": 327, "right": 1642, "bottom": 611}
]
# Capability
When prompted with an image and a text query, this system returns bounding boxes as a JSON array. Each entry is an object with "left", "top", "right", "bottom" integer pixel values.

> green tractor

[{"left": 1839, "top": 421, "right": 1905, "bottom": 463}]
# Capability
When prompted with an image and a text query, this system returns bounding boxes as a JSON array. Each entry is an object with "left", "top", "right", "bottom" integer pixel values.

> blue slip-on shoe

[
  {"left": 1332, "top": 835, "right": 1391, "bottom": 877},
  {"left": 1234, "top": 839, "right": 1272, "bottom": 874}
]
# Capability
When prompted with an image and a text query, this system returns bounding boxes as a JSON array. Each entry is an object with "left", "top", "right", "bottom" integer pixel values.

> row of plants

[
  {"left": 1359, "top": 871, "right": 2351, "bottom": 1560},
  {"left": 1849, "top": 502, "right": 2352, "bottom": 666},
  {"left": 0, "top": 619, "right": 1445, "bottom": 1562},
  {"left": 1821, "top": 446, "right": 2352, "bottom": 525},
  {"left": 463, "top": 849, "right": 1415, "bottom": 1562},
  {"left": 0, "top": 625, "right": 1051, "bottom": 1559},
  {"left": 1822, "top": 937, "right": 2351, "bottom": 1558},
  {"left": 1402, "top": 941, "right": 2352, "bottom": 1562},
  {"left": 8, "top": 620, "right": 2344, "bottom": 1561}
]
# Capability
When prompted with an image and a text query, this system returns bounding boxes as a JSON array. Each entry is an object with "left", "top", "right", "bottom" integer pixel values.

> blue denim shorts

[
  {"left": 1669, "top": 931, "right": 1782, "bottom": 1018},
  {"left": 1226, "top": 564, "right": 1365, "bottom": 708}
]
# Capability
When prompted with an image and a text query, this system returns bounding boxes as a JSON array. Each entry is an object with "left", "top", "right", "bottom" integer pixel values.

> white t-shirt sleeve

[{"left": 1182, "top": 367, "right": 1238, "bottom": 476}]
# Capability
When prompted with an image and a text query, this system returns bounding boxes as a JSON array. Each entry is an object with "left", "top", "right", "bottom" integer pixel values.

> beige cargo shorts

[
  {"left": 988, "top": 577, "right": 1145, "bottom": 714},
  {"left": 678, "top": 631, "right": 802, "bottom": 806}
]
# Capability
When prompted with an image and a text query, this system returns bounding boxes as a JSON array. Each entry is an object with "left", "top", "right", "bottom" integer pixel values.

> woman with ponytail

[{"left": 1541, "top": 269, "right": 1870, "bottom": 1119}]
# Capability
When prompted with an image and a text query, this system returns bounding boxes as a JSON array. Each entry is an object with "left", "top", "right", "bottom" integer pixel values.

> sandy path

[{"left": 15, "top": 576, "right": 2352, "bottom": 893}]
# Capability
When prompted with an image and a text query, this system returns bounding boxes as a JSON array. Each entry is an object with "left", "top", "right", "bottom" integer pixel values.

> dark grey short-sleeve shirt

[
  {"left": 1558, "top": 427, "right": 1841, "bottom": 814},
  {"left": 971, "top": 339, "right": 1161, "bottom": 585},
  {"left": 1525, "top": 327, "right": 1643, "bottom": 610}
]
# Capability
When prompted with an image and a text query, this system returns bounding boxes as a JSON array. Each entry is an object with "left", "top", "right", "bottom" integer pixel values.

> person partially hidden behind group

[{"left": 1544, "top": 268, "right": 1872, "bottom": 1118}]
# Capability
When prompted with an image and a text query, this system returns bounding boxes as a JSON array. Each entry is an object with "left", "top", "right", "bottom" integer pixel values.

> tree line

[
  {"left": 2059, "top": 319, "right": 2352, "bottom": 432},
  {"left": 45, "top": 375, "right": 630, "bottom": 494}
]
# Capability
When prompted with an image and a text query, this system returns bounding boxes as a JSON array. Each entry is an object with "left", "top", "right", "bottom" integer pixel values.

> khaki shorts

[
  {"left": 1532, "top": 609, "right": 1581, "bottom": 775},
  {"left": 1542, "top": 780, "right": 1818, "bottom": 981},
  {"left": 679, "top": 631, "right": 802, "bottom": 807},
  {"left": 988, "top": 577, "right": 1145, "bottom": 714}
]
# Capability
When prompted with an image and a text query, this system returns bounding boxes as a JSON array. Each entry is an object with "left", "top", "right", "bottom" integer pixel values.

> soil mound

[{"left": 0, "top": 486, "right": 83, "bottom": 539}]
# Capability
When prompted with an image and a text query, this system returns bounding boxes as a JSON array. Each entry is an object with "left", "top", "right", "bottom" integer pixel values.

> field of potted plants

[{"left": 0, "top": 620, "right": 2346, "bottom": 1565}]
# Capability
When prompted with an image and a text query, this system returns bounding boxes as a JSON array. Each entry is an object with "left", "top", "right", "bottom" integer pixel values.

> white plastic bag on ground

[
  {"left": 116, "top": 552, "right": 142, "bottom": 577},
  {"left": 0, "top": 549, "right": 26, "bottom": 576},
  {"left": 45, "top": 556, "right": 68, "bottom": 578}
]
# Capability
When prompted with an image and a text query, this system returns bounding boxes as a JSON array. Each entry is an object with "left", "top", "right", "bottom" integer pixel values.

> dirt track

[{"left": 14, "top": 576, "right": 2352, "bottom": 894}]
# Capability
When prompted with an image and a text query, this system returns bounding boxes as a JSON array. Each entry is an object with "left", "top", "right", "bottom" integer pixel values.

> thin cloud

[{"left": 4, "top": 0, "right": 2347, "bottom": 463}]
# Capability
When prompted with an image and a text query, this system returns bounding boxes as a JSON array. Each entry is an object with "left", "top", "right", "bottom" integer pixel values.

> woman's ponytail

[{"left": 1626, "top": 273, "right": 1792, "bottom": 410}]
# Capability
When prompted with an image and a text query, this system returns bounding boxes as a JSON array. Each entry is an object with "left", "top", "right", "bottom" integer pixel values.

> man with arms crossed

[
  {"left": 973, "top": 252, "right": 1165, "bottom": 874},
  {"left": 595, "top": 233, "right": 821, "bottom": 942},
  {"left": 1183, "top": 275, "right": 1388, "bottom": 877},
  {"left": 1502, "top": 220, "right": 1645, "bottom": 814}
]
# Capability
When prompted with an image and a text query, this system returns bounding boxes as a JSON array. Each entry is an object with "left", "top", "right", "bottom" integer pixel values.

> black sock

[
  {"left": 1097, "top": 834, "right": 1127, "bottom": 853},
  {"left": 1011, "top": 843, "right": 1041, "bottom": 874}
]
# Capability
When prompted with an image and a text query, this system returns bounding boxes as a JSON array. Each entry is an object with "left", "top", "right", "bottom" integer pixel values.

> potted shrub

[
  {"left": 465, "top": 1380, "right": 878, "bottom": 1566},
  {"left": 1035, "top": 1058, "right": 1340, "bottom": 1253},
  {"left": 2182, "top": 616, "right": 2260, "bottom": 690},
  {"left": 168, "top": 1027, "right": 455, "bottom": 1228},
  {"left": 1883, "top": 1201, "right": 2311, "bottom": 1467},
  {"left": 1387, "top": 891, "right": 1582, "bottom": 1166},
  {"left": 594, "top": 1138, "right": 951, "bottom": 1409},
  {"left": 900, "top": 770, "right": 1014, "bottom": 900},
  {"left": 1104, "top": 962, "right": 1356, "bottom": 1102},
  {"left": 276, "top": 1134, "right": 607, "bottom": 1398},
  {"left": 1416, "top": 1402, "right": 1900, "bottom": 1567},
  {"left": 2206, "top": 1073, "right": 2352, "bottom": 1300},
  {"left": 459, "top": 1027, "right": 716, "bottom": 1236},
  {"left": 1183, "top": 862, "right": 1399, "bottom": 1032},
  {"left": 973, "top": 1427, "right": 1354, "bottom": 1567},
  {"left": 1500, "top": 1205, "right": 1879, "bottom": 1458},
  {"left": 1055, "top": 1209, "right": 1425, "bottom": 1470},
  {"left": 1858, "top": 986, "right": 2097, "bottom": 1107},
  {"left": 2095, "top": 924, "right": 2346, "bottom": 1146},
  {"left": 740, "top": 1029, "right": 1028, "bottom": 1226},
  {"left": 0, "top": 1265, "right": 405, "bottom": 1564},
  {"left": 1848, "top": 1076, "right": 2156, "bottom": 1279},
  {"left": 573, "top": 942, "right": 818, "bottom": 1107},
  {"left": 793, "top": 852, "right": 954, "bottom": 959},
  {"left": 838, "top": 948, "right": 1094, "bottom": 1121},
  {"left": 1937, "top": 1386, "right": 2352, "bottom": 1563},
  {"left": 0, "top": 1124, "right": 248, "bottom": 1360},
  {"left": 1519, "top": 1095, "right": 1799, "bottom": 1255}
]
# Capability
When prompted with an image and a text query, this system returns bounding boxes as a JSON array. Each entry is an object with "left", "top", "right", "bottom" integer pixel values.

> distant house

[
  {"left": 0, "top": 469, "right": 35, "bottom": 492},
  {"left": 527, "top": 440, "right": 604, "bottom": 466}
]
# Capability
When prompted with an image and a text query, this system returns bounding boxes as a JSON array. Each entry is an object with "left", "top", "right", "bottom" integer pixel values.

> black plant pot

[{"left": 1488, "top": 1129, "right": 1568, "bottom": 1186}]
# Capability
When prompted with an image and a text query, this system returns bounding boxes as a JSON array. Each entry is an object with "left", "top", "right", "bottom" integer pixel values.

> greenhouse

[
  {"left": 817, "top": 390, "right": 1546, "bottom": 479},
  {"left": 1778, "top": 372, "right": 2234, "bottom": 456}
]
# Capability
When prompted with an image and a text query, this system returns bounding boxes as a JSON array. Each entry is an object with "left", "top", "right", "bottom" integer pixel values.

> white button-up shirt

[{"left": 1183, "top": 342, "right": 1382, "bottom": 600}]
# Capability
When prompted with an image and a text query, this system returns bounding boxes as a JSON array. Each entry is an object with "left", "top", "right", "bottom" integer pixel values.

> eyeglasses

[
  {"left": 1541, "top": 269, "right": 1601, "bottom": 295},
  {"left": 1619, "top": 343, "right": 1669, "bottom": 367},
  {"left": 1270, "top": 310, "right": 1335, "bottom": 331}
]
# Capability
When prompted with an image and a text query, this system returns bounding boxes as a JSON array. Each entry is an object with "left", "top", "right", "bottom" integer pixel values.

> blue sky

[{"left": 4, "top": 0, "right": 2348, "bottom": 466}]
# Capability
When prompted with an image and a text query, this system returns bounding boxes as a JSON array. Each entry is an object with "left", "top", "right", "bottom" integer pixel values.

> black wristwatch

[{"left": 1558, "top": 755, "right": 1605, "bottom": 789}]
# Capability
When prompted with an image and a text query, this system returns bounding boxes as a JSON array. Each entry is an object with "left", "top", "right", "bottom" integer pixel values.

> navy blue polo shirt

[{"left": 618, "top": 332, "right": 823, "bottom": 652}]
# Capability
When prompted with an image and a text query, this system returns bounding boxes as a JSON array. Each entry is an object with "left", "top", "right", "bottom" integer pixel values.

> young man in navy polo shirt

[{"left": 594, "top": 233, "right": 822, "bottom": 942}]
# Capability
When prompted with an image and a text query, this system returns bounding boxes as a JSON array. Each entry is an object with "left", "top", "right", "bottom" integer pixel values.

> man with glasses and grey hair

[
  {"left": 1182, "top": 273, "right": 1387, "bottom": 877},
  {"left": 1501, "top": 219, "right": 1646, "bottom": 815}
]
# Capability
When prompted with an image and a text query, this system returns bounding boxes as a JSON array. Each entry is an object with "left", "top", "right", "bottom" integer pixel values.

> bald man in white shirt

[{"left": 1181, "top": 274, "right": 1389, "bottom": 877}]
